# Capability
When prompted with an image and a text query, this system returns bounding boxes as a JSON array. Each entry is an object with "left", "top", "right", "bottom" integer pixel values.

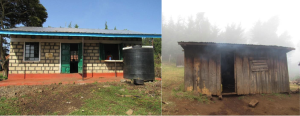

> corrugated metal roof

[
  {"left": 0, "top": 27, "right": 161, "bottom": 38},
  {"left": 178, "top": 41, "right": 295, "bottom": 51},
  {"left": 5, "top": 27, "right": 154, "bottom": 34}
]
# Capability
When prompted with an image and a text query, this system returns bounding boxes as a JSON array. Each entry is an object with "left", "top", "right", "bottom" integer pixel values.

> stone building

[{"left": 0, "top": 27, "right": 160, "bottom": 79}]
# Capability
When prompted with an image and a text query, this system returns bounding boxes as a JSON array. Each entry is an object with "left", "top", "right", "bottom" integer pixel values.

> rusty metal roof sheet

[{"left": 178, "top": 41, "right": 295, "bottom": 51}]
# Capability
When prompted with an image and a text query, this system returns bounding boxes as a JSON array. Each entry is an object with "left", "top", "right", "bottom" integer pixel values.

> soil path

[{"left": 163, "top": 83, "right": 300, "bottom": 115}]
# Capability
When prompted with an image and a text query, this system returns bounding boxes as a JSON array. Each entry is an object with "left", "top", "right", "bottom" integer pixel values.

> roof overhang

[
  {"left": 178, "top": 41, "right": 295, "bottom": 52},
  {"left": 0, "top": 30, "right": 161, "bottom": 38}
]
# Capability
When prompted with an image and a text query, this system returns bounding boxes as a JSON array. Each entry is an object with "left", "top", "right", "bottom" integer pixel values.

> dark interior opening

[
  {"left": 70, "top": 43, "right": 78, "bottom": 73},
  {"left": 221, "top": 51, "right": 235, "bottom": 93},
  {"left": 104, "top": 44, "right": 119, "bottom": 60}
]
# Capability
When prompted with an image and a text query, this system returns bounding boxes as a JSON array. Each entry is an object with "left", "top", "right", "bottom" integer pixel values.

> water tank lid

[{"left": 123, "top": 46, "right": 153, "bottom": 50}]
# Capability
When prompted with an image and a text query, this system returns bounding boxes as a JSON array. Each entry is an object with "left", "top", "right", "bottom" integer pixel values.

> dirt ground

[
  {"left": 162, "top": 63, "right": 300, "bottom": 115},
  {"left": 0, "top": 80, "right": 161, "bottom": 115},
  {"left": 163, "top": 79, "right": 300, "bottom": 115}
]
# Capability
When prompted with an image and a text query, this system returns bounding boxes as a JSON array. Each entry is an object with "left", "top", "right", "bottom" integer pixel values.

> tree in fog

[
  {"left": 218, "top": 23, "right": 244, "bottom": 43},
  {"left": 250, "top": 16, "right": 292, "bottom": 47},
  {"left": 162, "top": 13, "right": 220, "bottom": 62}
]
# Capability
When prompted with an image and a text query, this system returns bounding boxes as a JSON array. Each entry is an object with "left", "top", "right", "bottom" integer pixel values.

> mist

[{"left": 162, "top": 13, "right": 300, "bottom": 79}]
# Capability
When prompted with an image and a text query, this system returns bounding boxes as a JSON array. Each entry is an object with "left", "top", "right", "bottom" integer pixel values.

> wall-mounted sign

[{"left": 45, "top": 53, "right": 53, "bottom": 58}]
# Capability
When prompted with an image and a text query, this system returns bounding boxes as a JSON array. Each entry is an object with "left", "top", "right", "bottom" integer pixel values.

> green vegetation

[
  {"left": 290, "top": 83, "right": 299, "bottom": 91},
  {"left": 0, "top": 72, "right": 7, "bottom": 81},
  {"left": 68, "top": 22, "right": 72, "bottom": 28},
  {"left": 0, "top": 0, "right": 48, "bottom": 77},
  {"left": 238, "top": 96, "right": 245, "bottom": 100},
  {"left": 172, "top": 83, "right": 210, "bottom": 103},
  {"left": 69, "top": 85, "right": 161, "bottom": 115},
  {"left": 0, "top": 97, "right": 20, "bottom": 115},
  {"left": 162, "top": 63, "right": 184, "bottom": 88},
  {"left": 105, "top": 21, "right": 108, "bottom": 29},
  {"left": 173, "top": 91, "right": 210, "bottom": 103},
  {"left": 163, "top": 63, "right": 209, "bottom": 103},
  {"left": 74, "top": 24, "right": 79, "bottom": 28},
  {"left": 142, "top": 38, "right": 162, "bottom": 78}
]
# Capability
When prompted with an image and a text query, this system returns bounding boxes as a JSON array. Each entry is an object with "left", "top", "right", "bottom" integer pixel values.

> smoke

[{"left": 162, "top": 13, "right": 300, "bottom": 79}]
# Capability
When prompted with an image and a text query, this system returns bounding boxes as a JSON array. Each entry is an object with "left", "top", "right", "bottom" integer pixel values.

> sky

[
  {"left": 40, "top": 0, "right": 161, "bottom": 34},
  {"left": 162, "top": 0, "right": 299, "bottom": 45},
  {"left": 162, "top": 0, "right": 300, "bottom": 77}
]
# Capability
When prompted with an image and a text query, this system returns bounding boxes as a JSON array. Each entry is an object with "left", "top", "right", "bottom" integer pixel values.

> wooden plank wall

[
  {"left": 183, "top": 47, "right": 289, "bottom": 95},
  {"left": 235, "top": 51, "right": 290, "bottom": 95},
  {"left": 184, "top": 49, "right": 194, "bottom": 91},
  {"left": 192, "top": 51, "right": 221, "bottom": 96}
]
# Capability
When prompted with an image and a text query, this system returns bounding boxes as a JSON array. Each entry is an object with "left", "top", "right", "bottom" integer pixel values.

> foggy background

[{"left": 162, "top": 0, "right": 300, "bottom": 79}]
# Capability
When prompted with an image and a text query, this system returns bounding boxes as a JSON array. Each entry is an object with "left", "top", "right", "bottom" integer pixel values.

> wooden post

[
  {"left": 82, "top": 37, "right": 84, "bottom": 81},
  {"left": 169, "top": 54, "right": 171, "bottom": 63},
  {"left": 115, "top": 61, "right": 117, "bottom": 77}
]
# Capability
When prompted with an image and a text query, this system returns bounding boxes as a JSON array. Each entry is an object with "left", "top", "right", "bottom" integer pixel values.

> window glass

[{"left": 24, "top": 42, "right": 39, "bottom": 61}]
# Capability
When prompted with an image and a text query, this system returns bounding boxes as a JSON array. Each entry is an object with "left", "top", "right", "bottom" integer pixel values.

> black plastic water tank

[{"left": 123, "top": 45, "right": 155, "bottom": 85}]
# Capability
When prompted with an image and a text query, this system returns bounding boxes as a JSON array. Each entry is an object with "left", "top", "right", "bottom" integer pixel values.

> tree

[
  {"left": 162, "top": 12, "right": 219, "bottom": 62},
  {"left": 250, "top": 16, "right": 292, "bottom": 47},
  {"left": 114, "top": 26, "right": 116, "bottom": 30},
  {"left": 142, "top": 38, "right": 162, "bottom": 78},
  {"left": 74, "top": 24, "right": 79, "bottom": 28},
  {"left": 0, "top": 0, "right": 48, "bottom": 77},
  {"left": 218, "top": 23, "right": 244, "bottom": 43},
  {"left": 105, "top": 21, "right": 108, "bottom": 29},
  {"left": 68, "top": 22, "right": 72, "bottom": 28},
  {"left": 142, "top": 38, "right": 152, "bottom": 46}
]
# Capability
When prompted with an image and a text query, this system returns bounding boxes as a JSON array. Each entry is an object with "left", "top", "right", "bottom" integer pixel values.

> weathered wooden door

[
  {"left": 61, "top": 43, "right": 70, "bottom": 73},
  {"left": 78, "top": 43, "right": 83, "bottom": 73}
]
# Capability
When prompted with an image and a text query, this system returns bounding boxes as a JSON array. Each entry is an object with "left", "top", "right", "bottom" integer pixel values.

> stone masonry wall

[
  {"left": 9, "top": 42, "right": 60, "bottom": 74},
  {"left": 83, "top": 43, "right": 123, "bottom": 73},
  {"left": 9, "top": 41, "right": 138, "bottom": 75}
]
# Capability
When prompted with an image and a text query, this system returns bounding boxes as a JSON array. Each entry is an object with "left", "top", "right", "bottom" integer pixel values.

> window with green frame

[{"left": 99, "top": 43, "right": 123, "bottom": 60}]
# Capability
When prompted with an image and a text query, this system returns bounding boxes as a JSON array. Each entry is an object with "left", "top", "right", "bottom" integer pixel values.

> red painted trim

[{"left": 8, "top": 73, "right": 124, "bottom": 80}]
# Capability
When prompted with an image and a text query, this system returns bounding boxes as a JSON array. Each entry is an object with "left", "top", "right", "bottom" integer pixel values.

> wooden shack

[{"left": 178, "top": 42, "right": 295, "bottom": 96}]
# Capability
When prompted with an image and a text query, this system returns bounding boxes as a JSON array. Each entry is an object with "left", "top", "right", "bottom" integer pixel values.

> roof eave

[
  {"left": 0, "top": 30, "right": 161, "bottom": 38},
  {"left": 178, "top": 42, "right": 295, "bottom": 52}
]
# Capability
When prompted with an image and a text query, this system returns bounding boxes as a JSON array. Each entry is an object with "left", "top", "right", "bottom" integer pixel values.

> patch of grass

[
  {"left": 172, "top": 90, "right": 210, "bottom": 103},
  {"left": 238, "top": 96, "right": 245, "bottom": 100},
  {"left": 162, "top": 63, "right": 184, "bottom": 88},
  {"left": 73, "top": 93, "right": 81, "bottom": 98},
  {"left": 290, "top": 83, "right": 299, "bottom": 91},
  {"left": 0, "top": 72, "right": 7, "bottom": 81},
  {"left": 69, "top": 85, "right": 161, "bottom": 115},
  {"left": 0, "top": 97, "right": 20, "bottom": 115},
  {"left": 270, "top": 93, "right": 290, "bottom": 99},
  {"left": 172, "top": 83, "right": 184, "bottom": 92},
  {"left": 21, "top": 95, "right": 27, "bottom": 98}
]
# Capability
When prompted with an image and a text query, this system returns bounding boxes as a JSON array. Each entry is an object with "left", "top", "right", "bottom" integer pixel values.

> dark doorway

[
  {"left": 221, "top": 51, "right": 235, "bottom": 93},
  {"left": 70, "top": 43, "right": 78, "bottom": 73}
]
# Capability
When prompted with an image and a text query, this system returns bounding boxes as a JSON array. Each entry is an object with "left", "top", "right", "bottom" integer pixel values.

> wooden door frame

[
  {"left": 234, "top": 52, "right": 237, "bottom": 93},
  {"left": 220, "top": 51, "right": 237, "bottom": 95}
]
